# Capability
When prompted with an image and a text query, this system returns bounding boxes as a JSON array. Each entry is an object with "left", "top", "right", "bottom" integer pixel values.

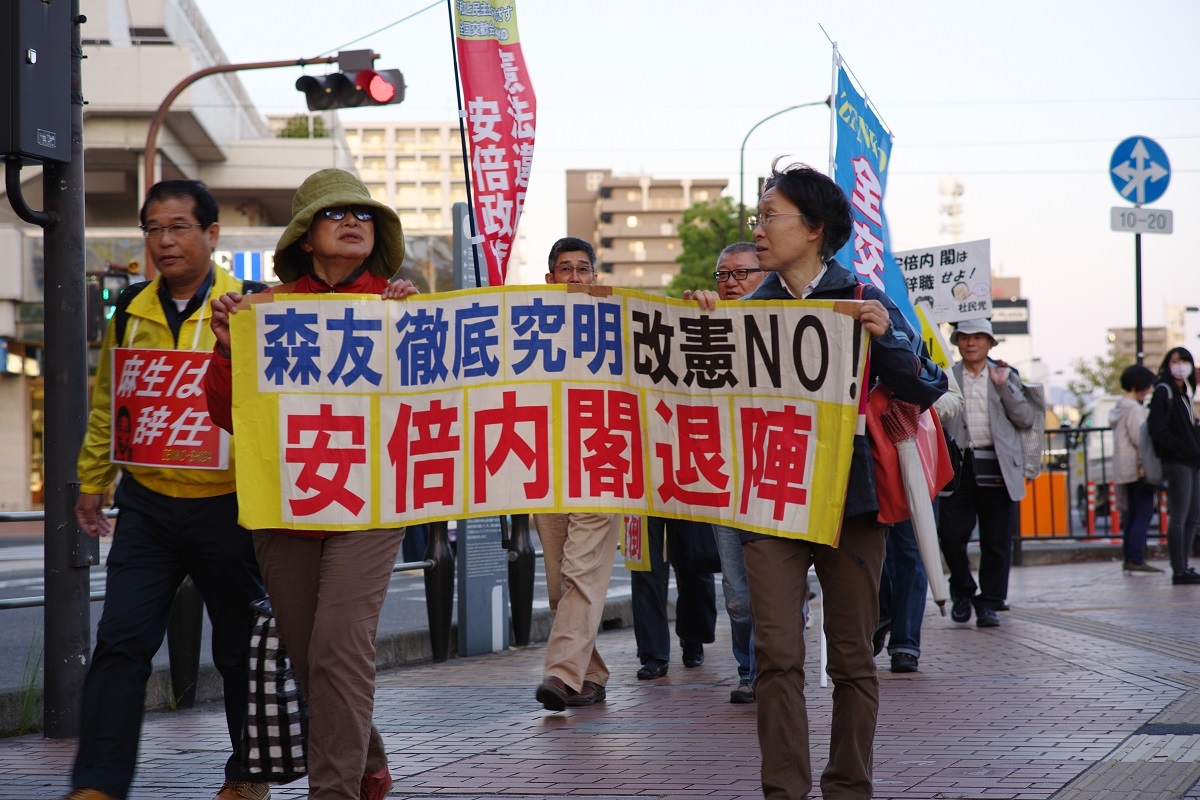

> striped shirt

[{"left": 962, "top": 365, "right": 993, "bottom": 448}]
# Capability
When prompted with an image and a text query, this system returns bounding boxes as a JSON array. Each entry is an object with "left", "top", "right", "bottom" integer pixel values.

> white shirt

[{"left": 780, "top": 264, "right": 828, "bottom": 300}]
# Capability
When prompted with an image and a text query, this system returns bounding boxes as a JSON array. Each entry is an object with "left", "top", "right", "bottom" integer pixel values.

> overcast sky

[{"left": 196, "top": 0, "right": 1200, "bottom": 381}]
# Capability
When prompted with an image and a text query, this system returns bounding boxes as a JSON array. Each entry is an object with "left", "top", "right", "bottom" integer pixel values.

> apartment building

[{"left": 566, "top": 169, "right": 727, "bottom": 290}]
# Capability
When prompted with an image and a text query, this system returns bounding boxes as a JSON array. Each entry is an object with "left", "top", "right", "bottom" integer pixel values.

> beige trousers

[{"left": 533, "top": 512, "right": 619, "bottom": 690}]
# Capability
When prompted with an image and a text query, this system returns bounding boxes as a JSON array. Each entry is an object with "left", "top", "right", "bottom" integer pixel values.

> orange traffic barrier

[{"left": 1020, "top": 472, "right": 1068, "bottom": 537}]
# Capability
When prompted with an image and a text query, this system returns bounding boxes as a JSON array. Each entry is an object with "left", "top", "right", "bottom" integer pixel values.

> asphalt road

[{"left": 0, "top": 529, "right": 634, "bottom": 694}]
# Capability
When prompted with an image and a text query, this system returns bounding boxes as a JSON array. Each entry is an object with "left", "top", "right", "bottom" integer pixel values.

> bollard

[
  {"left": 165, "top": 576, "right": 204, "bottom": 709},
  {"left": 1085, "top": 481, "right": 1096, "bottom": 536},
  {"left": 507, "top": 514, "right": 535, "bottom": 646},
  {"left": 1108, "top": 481, "right": 1120, "bottom": 536},
  {"left": 423, "top": 520, "right": 455, "bottom": 662}
]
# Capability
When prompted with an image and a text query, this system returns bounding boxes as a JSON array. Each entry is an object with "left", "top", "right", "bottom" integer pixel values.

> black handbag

[
  {"left": 939, "top": 431, "right": 964, "bottom": 496},
  {"left": 970, "top": 447, "right": 1006, "bottom": 488},
  {"left": 242, "top": 598, "right": 307, "bottom": 784}
]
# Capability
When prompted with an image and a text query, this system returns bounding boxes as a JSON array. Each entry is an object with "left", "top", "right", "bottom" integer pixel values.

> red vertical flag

[{"left": 452, "top": 0, "right": 536, "bottom": 287}]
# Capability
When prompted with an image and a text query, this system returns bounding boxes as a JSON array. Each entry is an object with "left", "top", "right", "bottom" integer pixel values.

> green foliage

[
  {"left": 277, "top": 114, "right": 329, "bottom": 139},
  {"left": 1066, "top": 352, "right": 1130, "bottom": 424},
  {"left": 16, "top": 632, "right": 43, "bottom": 735},
  {"left": 664, "top": 197, "right": 747, "bottom": 298}
]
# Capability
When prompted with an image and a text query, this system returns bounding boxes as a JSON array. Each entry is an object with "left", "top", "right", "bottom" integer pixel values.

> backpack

[{"left": 1139, "top": 382, "right": 1170, "bottom": 486}]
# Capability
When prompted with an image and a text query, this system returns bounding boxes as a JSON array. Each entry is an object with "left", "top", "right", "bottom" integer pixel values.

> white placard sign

[{"left": 893, "top": 239, "right": 991, "bottom": 324}]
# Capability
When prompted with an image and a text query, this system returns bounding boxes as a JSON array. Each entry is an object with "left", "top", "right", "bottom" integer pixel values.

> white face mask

[{"left": 1171, "top": 363, "right": 1193, "bottom": 381}]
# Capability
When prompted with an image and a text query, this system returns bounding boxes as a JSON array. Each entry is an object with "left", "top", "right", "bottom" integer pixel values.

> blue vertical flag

[{"left": 831, "top": 59, "right": 916, "bottom": 327}]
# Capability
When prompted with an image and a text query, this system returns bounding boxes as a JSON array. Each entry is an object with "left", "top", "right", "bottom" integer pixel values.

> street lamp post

[{"left": 738, "top": 97, "right": 831, "bottom": 241}]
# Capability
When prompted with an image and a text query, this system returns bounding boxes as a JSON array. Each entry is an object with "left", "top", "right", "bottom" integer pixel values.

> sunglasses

[{"left": 321, "top": 206, "right": 374, "bottom": 222}]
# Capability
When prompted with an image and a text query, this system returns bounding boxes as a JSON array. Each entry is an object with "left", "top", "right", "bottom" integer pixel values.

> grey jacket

[
  {"left": 943, "top": 360, "right": 1035, "bottom": 502},
  {"left": 1109, "top": 396, "right": 1145, "bottom": 486}
]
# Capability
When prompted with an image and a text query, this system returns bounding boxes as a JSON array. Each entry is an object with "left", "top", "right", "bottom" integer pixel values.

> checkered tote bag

[{"left": 242, "top": 598, "right": 308, "bottom": 783}]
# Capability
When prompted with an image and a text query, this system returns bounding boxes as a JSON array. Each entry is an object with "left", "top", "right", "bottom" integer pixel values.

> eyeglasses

[
  {"left": 746, "top": 211, "right": 804, "bottom": 231},
  {"left": 714, "top": 268, "right": 764, "bottom": 282},
  {"left": 554, "top": 265, "right": 594, "bottom": 277},
  {"left": 141, "top": 223, "right": 204, "bottom": 239},
  {"left": 321, "top": 206, "right": 374, "bottom": 222}
]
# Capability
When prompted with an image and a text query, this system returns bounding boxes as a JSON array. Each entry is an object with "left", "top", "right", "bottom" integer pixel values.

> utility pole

[{"left": 3, "top": 0, "right": 93, "bottom": 738}]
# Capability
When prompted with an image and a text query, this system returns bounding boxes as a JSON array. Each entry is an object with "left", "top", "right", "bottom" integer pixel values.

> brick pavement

[{"left": 1, "top": 557, "right": 1198, "bottom": 800}]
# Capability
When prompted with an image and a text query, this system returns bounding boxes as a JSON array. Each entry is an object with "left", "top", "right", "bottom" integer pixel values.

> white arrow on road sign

[{"left": 1112, "top": 139, "right": 1169, "bottom": 204}]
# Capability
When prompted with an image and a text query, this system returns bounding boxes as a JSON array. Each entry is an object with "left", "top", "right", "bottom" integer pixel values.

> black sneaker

[
  {"left": 1172, "top": 568, "right": 1200, "bottom": 585},
  {"left": 950, "top": 598, "right": 972, "bottom": 623},
  {"left": 976, "top": 608, "right": 1001, "bottom": 628},
  {"left": 890, "top": 652, "right": 919, "bottom": 673}
]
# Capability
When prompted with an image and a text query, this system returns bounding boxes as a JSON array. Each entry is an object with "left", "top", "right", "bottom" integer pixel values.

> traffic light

[
  {"left": 85, "top": 265, "right": 132, "bottom": 343},
  {"left": 100, "top": 266, "right": 130, "bottom": 312},
  {"left": 1, "top": 0, "right": 72, "bottom": 163},
  {"left": 295, "top": 50, "right": 404, "bottom": 111}
]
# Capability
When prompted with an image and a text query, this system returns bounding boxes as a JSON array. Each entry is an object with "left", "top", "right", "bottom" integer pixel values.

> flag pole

[
  {"left": 828, "top": 43, "right": 839, "bottom": 179},
  {"left": 445, "top": 0, "right": 484, "bottom": 288}
]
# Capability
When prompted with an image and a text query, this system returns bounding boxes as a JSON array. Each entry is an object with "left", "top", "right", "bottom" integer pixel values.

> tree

[
  {"left": 1065, "top": 352, "right": 1129, "bottom": 424},
  {"left": 277, "top": 114, "right": 329, "bottom": 139},
  {"left": 664, "top": 196, "right": 746, "bottom": 297}
]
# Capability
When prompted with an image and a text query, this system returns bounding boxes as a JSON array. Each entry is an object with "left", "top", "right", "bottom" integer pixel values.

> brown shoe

[
  {"left": 63, "top": 791, "right": 120, "bottom": 800},
  {"left": 535, "top": 676, "right": 572, "bottom": 711},
  {"left": 565, "top": 680, "right": 607, "bottom": 707},
  {"left": 214, "top": 780, "right": 271, "bottom": 800}
]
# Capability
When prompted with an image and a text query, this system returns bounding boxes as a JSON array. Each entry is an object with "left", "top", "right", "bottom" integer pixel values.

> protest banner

[
  {"left": 111, "top": 348, "right": 229, "bottom": 469},
  {"left": 452, "top": 0, "right": 536, "bottom": 287},
  {"left": 893, "top": 239, "right": 992, "bottom": 324},
  {"left": 228, "top": 286, "right": 868, "bottom": 545}
]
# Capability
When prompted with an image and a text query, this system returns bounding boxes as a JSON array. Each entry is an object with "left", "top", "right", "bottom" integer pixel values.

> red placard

[{"left": 111, "top": 348, "right": 229, "bottom": 469}]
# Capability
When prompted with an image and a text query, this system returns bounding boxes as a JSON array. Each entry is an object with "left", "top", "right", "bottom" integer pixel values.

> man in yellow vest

[{"left": 66, "top": 181, "right": 268, "bottom": 800}]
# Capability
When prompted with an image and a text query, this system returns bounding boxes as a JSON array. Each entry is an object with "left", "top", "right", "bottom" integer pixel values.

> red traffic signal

[
  {"left": 296, "top": 68, "right": 404, "bottom": 111},
  {"left": 356, "top": 69, "right": 404, "bottom": 105}
]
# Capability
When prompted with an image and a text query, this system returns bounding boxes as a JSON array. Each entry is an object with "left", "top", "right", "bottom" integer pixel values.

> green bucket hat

[{"left": 273, "top": 168, "right": 405, "bottom": 283}]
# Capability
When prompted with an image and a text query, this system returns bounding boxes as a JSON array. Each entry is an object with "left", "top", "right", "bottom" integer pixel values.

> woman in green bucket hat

[{"left": 205, "top": 168, "right": 418, "bottom": 800}]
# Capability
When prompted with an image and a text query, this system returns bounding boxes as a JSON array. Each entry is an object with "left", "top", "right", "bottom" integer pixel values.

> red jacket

[
  {"left": 205, "top": 269, "right": 391, "bottom": 433},
  {"left": 203, "top": 270, "right": 392, "bottom": 538}
]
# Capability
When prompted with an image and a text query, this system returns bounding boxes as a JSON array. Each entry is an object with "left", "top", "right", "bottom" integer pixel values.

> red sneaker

[{"left": 360, "top": 767, "right": 392, "bottom": 800}]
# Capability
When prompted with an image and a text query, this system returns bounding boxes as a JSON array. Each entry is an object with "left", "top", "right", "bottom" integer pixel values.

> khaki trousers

[
  {"left": 743, "top": 515, "right": 885, "bottom": 800},
  {"left": 253, "top": 529, "right": 403, "bottom": 800},
  {"left": 534, "top": 512, "right": 619, "bottom": 690}
]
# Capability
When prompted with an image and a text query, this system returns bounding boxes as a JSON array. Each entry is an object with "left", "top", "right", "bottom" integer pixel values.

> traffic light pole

[
  {"left": 43, "top": 2, "right": 92, "bottom": 739},
  {"left": 140, "top": 55, "right": 338, "bottom": 275}
]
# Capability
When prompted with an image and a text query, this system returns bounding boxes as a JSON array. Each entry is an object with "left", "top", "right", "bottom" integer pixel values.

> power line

[{"left": 311, "top": 1, "right": 443, "bottom": 58}]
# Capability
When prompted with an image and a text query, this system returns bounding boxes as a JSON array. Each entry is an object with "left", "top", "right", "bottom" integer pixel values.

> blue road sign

[{"left": 1110, "top": 136, "right": 1170, "bottom": 205}]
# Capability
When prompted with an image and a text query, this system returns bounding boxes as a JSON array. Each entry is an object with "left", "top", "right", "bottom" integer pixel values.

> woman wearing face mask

[{"left": 1147, "top": 347, "right": 1200, "bottom": 584}]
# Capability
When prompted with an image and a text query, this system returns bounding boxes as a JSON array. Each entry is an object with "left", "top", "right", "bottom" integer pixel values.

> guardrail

[{"left": 1, "top": 512, "right": 539, "bottom": 717}]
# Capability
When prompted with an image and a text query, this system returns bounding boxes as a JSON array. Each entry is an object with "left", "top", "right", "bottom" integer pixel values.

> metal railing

[
  {"left": 1024, "top": 425, "right": 1170, "bottom": 540},
  {"left": 1, "top": 512, "right": 539, "bottom": 726}
]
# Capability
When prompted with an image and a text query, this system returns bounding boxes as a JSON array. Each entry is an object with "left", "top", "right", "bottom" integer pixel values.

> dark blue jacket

[{"left": 743, "top": 261, "right": 947, "bottom": 523}]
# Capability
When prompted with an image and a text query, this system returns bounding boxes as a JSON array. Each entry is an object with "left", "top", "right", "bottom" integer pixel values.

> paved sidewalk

[{"left": 2, "top": 557, "right": 1198, "bottom": 800}]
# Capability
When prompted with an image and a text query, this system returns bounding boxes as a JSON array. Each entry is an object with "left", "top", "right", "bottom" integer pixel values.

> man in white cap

[{"left": 937, "top": 318, "right": 1035, "bottom": 628}]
